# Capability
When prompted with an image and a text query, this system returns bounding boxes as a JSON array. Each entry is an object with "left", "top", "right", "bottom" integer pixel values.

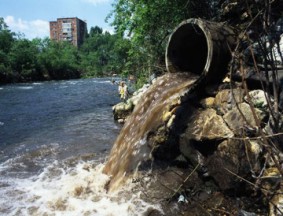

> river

[{"left": 0, "top": 78, "right": 160, "bottom": 216}]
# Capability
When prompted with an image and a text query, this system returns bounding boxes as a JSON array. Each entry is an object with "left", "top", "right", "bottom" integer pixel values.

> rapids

[
  {"left": 0, "top": 74, "right": 200, "bottom": 215},
  {"left": 0, "top": 79, "right": 161, "bottom": 216}
]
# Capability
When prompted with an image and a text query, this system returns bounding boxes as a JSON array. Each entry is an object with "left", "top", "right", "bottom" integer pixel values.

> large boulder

[
  {"left": 182, "top": 108, "right": 234, "bottom": 141},
  {"left": 112, "top": 101, "right": 134, "bottom": 122},
  {"left": 214, "top": 88, "right": 245, "bottom": 114},
  {"left": 206, "top": 139, "right": 263, "bottom": 190},
  {"left": 223, "top": 102, "right": 267, "bottom": 134},
  {"left": 178, "top": 89, "right": 271, "bottom": 193},
  {"left": 179, "top": 108, "right": 233, "bottom": 171},
  {"left": 111, "top": 80, "right": 280, "bottom": 214},
  {"left": 244, "top": 89, "right": 273, "bottom": 109},
  {"left": 261, "top": 167, "right": 283, "bottom": 216}
]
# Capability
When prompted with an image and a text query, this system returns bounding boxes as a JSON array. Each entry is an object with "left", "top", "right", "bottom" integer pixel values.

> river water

[{"left": 0, "top": 79, "right": 160, "bottom": 216}]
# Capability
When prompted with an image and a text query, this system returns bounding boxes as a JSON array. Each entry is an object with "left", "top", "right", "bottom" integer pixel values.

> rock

[
  {"left": 206, "top": 137, "right": 264, "bottom": 191},
  {"left": 238, "top": 209, "right": 257, "bottom": 216},
  {"left": 184, "top": 108, "right": 234, "bottom": 141},
  {"left": 148, "top": 126, "right": 168, "bottom": 145},
  {"left": 112, "top": 101, "right": 134, "bottom": 121},
  {"left": 162, "top": 106, "right": 178, "bottom": 123},
  {"left": 223, "top": 76, "right": 231, "bottom": 83},
  {"left": 263, "top": 115, "right": 283, "bottom": 144},
  {"left": 117, "top": 119, "right": 125, "bottom": 124},
  {"left": 245, "top": 140, "right": 262, "bottom": 173},
  {"left": 220, "top": 0, "right": 251, "bottom": 23},
  {"left": 166, "top": 114, "right": 176, "bottom": 128},
  {"left": 172, "top": 154, "right": 189, "bottom": 168},
  {"left": 261, "top": 167, "right": 281, "bottom": 194},
  {"left": 244, "top": 89, "right": 272, "bottom": 109},
  {"left": 132, "top": 83, "right": 150, "bottom": 97},
  {"left": 137, "top": 167, "right": 201, "bottom": 202},
  {"left": 214, "top": 88, "right": 245, "bottom": 114},
  {"left": 130, "top": 95, "right": 140, "bottom": 106},
  {"left": 200, "top": 97, "right": 215, "bottom": 108},
  {"left": 269, "top": 190, "right": 283, "bottom": 216},
  {"left": 130, "top": 86, "right": 147, "bottom": 106},
  {"left": 223, "top": 102, "right": 267, "bottom": 134},
  {"left": 261, "top": 167, "right": 283, "bottom": 216},
  {"left": 179, "top": 108, "right": 234, "bottom": 171},
  {"left": 266, "top": 150, "right": 283, "bottom": 168},
  {"left": 179, "top": 136, "right": 206, "bottom": 167},
  {"left": 207, "top": 139, "right": 250, "bottom": 190},
  {"left": 112, "top": 83, "right": 151, "bottom": 122}
]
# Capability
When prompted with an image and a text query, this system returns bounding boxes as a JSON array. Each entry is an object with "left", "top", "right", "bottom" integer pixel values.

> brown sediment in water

[{"left": 103, "top": 72, "right": 199, "bottom": 191}]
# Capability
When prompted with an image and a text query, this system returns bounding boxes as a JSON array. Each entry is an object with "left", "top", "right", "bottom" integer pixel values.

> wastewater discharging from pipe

[
  {"left": 0, "top": 18, "right": 237, "bottom": 215},
  {"left": 0, "top": 74, "right": 198, "bottom": 215},
  {"left": 103, "top": 72, "right": 199, "bottom": 192}
]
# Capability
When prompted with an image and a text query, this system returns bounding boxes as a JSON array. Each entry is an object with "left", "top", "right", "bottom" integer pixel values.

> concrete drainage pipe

[{"left": 166, "top": 18, "right": 237, "bottom": 84}]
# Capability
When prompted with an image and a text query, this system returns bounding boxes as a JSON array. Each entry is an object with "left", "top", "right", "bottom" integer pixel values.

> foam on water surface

[
  {"left": 16, "top": 86, "right": 34, "bottom": 90},
  {"left": 0, "top": 159, "right": 161, "bottom": 216}
]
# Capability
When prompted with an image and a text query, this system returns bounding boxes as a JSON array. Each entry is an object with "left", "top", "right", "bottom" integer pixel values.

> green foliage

[
  {"left": 38, "top": 40, "right": 81, "bottom": 80},
  {"left": 0, "top": 17, "right": 131, "bottom": 84},
  {"left": 0, "top": 17, "right": 9, "bottom": 31},
  {"left": 0, "top": 36, "right": 81, "bottom": 82},
  {"left": 79, "top": 31, "right": 130, "bottom": 77},
  {"left": 8, "top": 39, "right": 41, "bottom": 81},
  {"left": 0, "top": 0, "right": 219, "bottom": 85},
  {"left": 0, "top": 29, "right": 14, "bottom": 53},
  {"left": 0, "top": 21, "right": 16, "bottom": 82},
  {"left": 107, "top": 0, "right": 219, "bottom": 85},
  {"left": 89, "top": 26, "right": 103, "bottom": 37}
]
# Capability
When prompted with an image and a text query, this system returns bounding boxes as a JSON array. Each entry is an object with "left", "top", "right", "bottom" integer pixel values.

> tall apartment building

[{"left": 49, "top": 17, "right": 87, "bottom": 47}]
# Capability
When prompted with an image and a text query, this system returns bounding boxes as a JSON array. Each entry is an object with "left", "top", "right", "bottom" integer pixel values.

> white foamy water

[
  {"left": 0, "top": 78, "right": 160, "bottom": 216},
  {"left": 16, "top": 86, "right": 34, "bottom": 90},
  {"left": 0, "top": 159, "right": 161, "bottom": 216}
]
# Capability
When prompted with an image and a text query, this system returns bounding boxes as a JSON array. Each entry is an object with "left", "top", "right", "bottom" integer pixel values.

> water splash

[
  {"left": 16, "top": 86, "right": 34, "bottom": 90},
  {"left": 103, "top": 72, "right": 199, "bottom": 191},
  {"left": 0, "top": 159, "right": 160, "bottom": 216}
]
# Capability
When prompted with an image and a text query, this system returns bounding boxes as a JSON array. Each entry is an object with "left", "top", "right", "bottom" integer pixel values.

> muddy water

[{"left": 103, "top": 73, "right": 199, "bottom": 191}]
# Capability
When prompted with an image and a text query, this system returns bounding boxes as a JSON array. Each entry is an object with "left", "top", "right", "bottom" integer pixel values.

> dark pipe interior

[{"left": 168, "top": 24, "right": 208, "bottom": 74}]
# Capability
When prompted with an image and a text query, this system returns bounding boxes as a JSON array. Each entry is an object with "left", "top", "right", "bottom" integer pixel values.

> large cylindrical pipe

[{"left": 166, "top": 18, "right": 237, "bottom": 83}]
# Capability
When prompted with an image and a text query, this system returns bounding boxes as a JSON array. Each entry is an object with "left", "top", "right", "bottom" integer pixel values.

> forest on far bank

[
  {"left": 0, "top": 0, "right": 282, "bottom": 87},
  {"left": 0, "top": 20, "right": 130, "bottom": 84}
]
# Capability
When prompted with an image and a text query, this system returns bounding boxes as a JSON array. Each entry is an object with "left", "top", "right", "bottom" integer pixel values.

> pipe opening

[{"left": 167, "top": 24, "right": 208, "bottom": 75}]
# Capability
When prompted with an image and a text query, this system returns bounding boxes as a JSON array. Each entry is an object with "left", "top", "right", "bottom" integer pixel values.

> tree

[
  {"left": 0, "top": 17, "right": 16, "bottom": 82},
  {"left": 89, "top": 26, "right": 103, "bottom": 37},
  {"left": 8, "top": 38, "right": 42, "bottom": 81},
  {"left": 79, "top": 30, "right": 130, "bottom": 77},
  {"left": 107, "top": 0, "right": 219, "bottom": 84},
  {"left": 38, "top": 40, "right": 81, "bottom": 80},
  {"left": 0, "top": 17, "right": 130, "bottom": 83},
  {"left": 0, "top": 17, "right": 8, "bottom": 31}
]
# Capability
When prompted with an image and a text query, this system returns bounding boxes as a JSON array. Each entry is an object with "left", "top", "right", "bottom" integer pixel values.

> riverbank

[{"left": 111, "top": 69, "right": 282, "bottom": 215}]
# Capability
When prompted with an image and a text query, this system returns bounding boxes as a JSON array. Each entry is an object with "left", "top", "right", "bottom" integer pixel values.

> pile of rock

[{"left": 112, "top": 79, "right": 283, "bottom": 215}]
